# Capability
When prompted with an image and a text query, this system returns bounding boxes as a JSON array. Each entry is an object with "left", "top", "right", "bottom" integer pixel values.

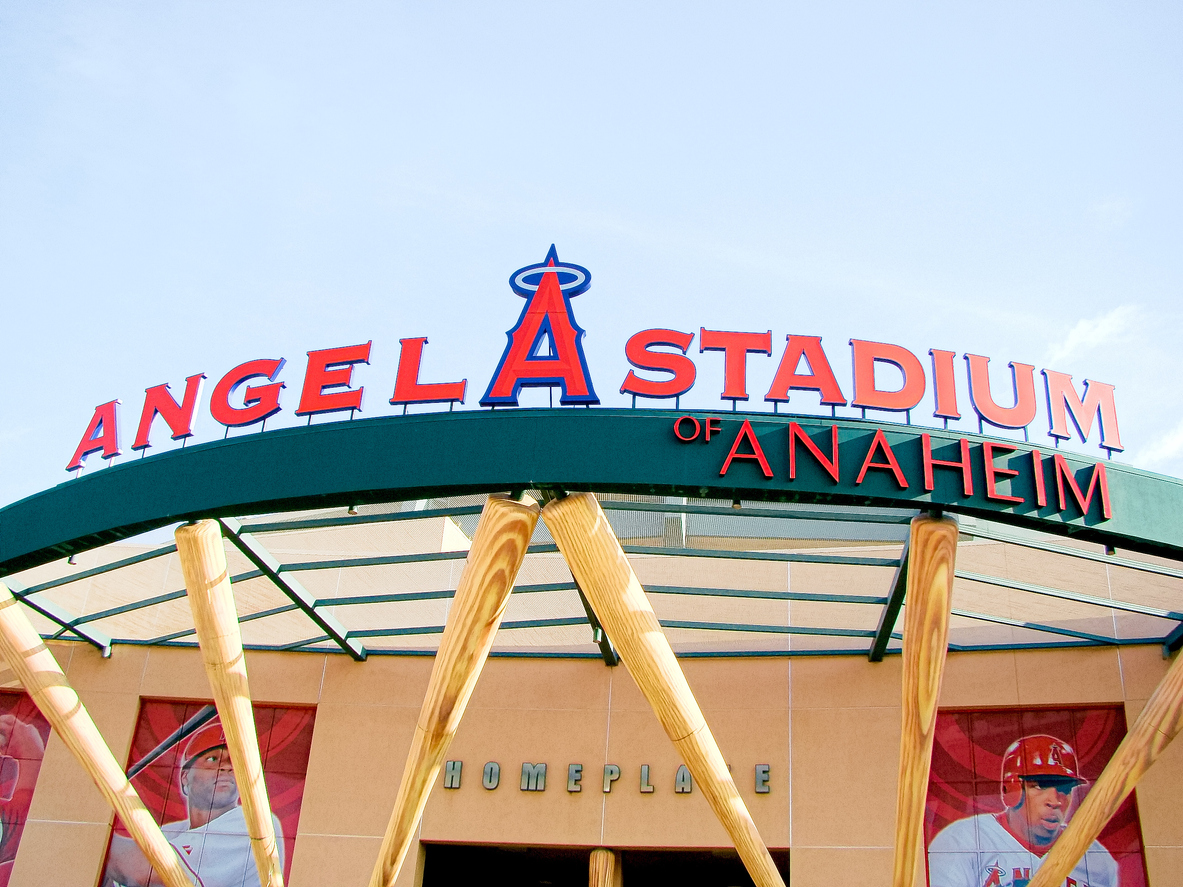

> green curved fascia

[{"left": 2, "top": 408, "right": 1181, "bottom": 575}]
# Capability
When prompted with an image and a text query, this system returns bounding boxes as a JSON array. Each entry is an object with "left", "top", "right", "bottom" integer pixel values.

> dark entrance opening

[
  {"left": 622, "top": 849, "right": 790, "bottom": 886},
  {"left": 421, "top": 844, "right": 790, "bottom": 887},
  {"left": 422, "top": 844, "right": 589, "bottom": 886}
]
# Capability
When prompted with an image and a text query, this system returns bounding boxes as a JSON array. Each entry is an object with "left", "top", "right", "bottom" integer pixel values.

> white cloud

[{"left": 1042, "top": 305, "right": 1141, "bottom": 369}]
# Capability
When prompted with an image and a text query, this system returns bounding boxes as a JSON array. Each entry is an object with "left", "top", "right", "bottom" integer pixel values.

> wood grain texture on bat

[
  {"left": 0, "top": 582, "right": 194, "bottom": 887},
  {"left": 1027, "top": 645, "right": 1183, "bottom": 887},
  {"left": 176, "top": 520, "right": 284, "bottom": 887},
  {"left": 891, "top": 514, "right": 958, "bottom": 887},
  {"left": 589, "top": 847, "right": 619, "bottom": 887},
  {"left": 369, "top": 493, "right": 540, "bottom": 887},
  {"left": 542, "top": 492, "right": 785, "bottom": 887}
]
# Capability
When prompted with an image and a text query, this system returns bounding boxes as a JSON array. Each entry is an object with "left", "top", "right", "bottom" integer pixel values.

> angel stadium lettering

[{"left": 67, "top": 245, "right": 1124, "bottom": 477}]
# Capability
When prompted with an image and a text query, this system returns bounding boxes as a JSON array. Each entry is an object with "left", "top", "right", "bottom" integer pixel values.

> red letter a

[
  {"left": 481, "top": 246, "right": 599, "bottom": 406},
  {"left": 66, "top": 400, "right": 121, "bottom": 471},
  {"left": 720, "top": 420, "right": 774, "bottom": 478}
]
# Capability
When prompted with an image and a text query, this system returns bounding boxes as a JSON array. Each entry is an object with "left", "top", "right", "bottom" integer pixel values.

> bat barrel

[
  {"left": 542, "top": 493, "right": 785, "bottom": 887},
  {"left": 176, "top": 520, "right": 285, "bottom": 887}
]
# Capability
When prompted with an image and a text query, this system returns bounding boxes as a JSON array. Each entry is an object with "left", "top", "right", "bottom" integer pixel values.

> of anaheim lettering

[
  {"left": 672, "top": 416, "right": 1112, "bottom": 521},
  {"left": 67, "top": 246, "right": 1124, "bottom": 475}
]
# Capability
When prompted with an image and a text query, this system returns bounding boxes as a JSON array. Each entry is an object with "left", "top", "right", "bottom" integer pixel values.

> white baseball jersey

[
  {"left": 162, "top": 806, "right": 284, "bottom": 887},
  {"left": 928, "top": 813, "right": 1118, "bottom": 887}
]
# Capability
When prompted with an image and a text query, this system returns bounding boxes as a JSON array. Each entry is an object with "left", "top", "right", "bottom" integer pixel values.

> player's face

[
  {"left": 1017, "top": 777, "right": 1076, "bottom": 845},
  {"left": 181, "top": 746, "right": 239, "bottom": 814}
]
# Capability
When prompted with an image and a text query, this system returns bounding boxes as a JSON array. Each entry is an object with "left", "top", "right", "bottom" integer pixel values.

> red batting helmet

[
  {"left": 1000, "top": 734, "right": 1085, "bottom": 809},
  {"left": 181, "top": 722, "right": 228, "bottom": 770}
]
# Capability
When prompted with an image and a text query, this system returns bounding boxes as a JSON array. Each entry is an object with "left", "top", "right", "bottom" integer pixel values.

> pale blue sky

[{"left": 2, "top": 2, "right": 1180, "bottom": 507}]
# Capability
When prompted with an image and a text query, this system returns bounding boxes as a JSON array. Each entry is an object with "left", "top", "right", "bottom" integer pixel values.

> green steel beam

[
  {"left": 1163, "top": 622, "right": 1183, "bottom": 657},
  {"left": 572, "top": 581, "right": 619, "bottom": 666},
  {"left": 318, "top": 581, "right": 574, "bottom": 609},
  {"left": 660, "top": 619, "right": 883, "bottom": 639},
  {"left": 620, "top": 544, "right": 899, "bottom": 567},
  {"left": 278, "top": 543, "right": 898, "bottom": 573},
  {"left": 643, "top": 585, "right": 886, "bottom": 605},
  {"left": 869, "top": 533, "right": 911, "bottom": 662},
  {"left": 239, "top": 505, "right": 486, "bottom": 535},
  {"left": 64, "top": 569, "right": 265, "bottom": 628},
  {"left": 344, "top": 616, "right": 590, "bottom": 641},
  {"left": 965, "top": 523, "right": 1183, "bottom": 581},
  {"left": 13, "top": 543, "right": 178, "bottom": 598},
  {"left": 219, "top": 518, "right": 367, "bottom": 661},
  {"left": 955, "top": 570, "right": 1183, "bottom": 622},
  {"left": 5, "top": 578, "right": 112, "bottom": 655},
  {"left": 950, "top": 607, "right": 1125, "bottom": 645},
  {"left": 597, "top": 500, "right": 916, "bottom": 525}
]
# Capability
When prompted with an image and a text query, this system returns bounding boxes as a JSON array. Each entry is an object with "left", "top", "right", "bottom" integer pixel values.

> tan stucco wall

[{"left": 3, "top": 642, "right": 1180, "bottom": 886}]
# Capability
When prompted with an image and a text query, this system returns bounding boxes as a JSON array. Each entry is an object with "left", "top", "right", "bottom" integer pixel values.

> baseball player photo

[
  {"left": 99, "top": 702, "right": 314, "bottom": 887},
  {"left": 102, "top": 721, "right": 283, "bottom": 887},
  {"left": 0, "top": 695, "right": 51, "bottom": 887},
  {"left": 925, "top": 706, "right": 1149, "bottom": 887},
  {"left": 928, "top": 734, "right": 1116, "bottom": 887}
]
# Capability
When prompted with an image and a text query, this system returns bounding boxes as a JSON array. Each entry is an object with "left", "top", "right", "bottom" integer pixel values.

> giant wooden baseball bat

[
  {"left": 589, "top": 847, "right": 618, "bottom": 887},
  {"left": 1027, "top": 644, "right": 1183, "bottom": 887},
  {"left": 891, "top": 514, "right": 958, "bottom": 887},
  {"left": 175, "top": 520, "right": 284, "bottom": 887},
  {"left": 542, "top": 493, "right": 785, "bottom": 887},
  {"left": 369, "top": 493, "right": 540, "bottom": 887},
  {"left": 0, "top": 583, "right": 194, "bottom": 887}
]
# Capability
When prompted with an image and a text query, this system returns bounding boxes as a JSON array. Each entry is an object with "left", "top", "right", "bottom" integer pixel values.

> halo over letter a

[{"left": 480, "top": 245, "right": 600, "bottom": 406}]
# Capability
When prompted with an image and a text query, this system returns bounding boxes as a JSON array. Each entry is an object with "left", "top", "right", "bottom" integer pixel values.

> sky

[{"left": 1, "top": 2, "right": 1181, "bottom": 509}]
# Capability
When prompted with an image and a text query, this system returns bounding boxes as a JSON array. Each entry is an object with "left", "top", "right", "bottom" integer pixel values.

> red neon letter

[
  {"left": 921, "top": 434, "right": 973, "bottom": 497},
  {"left": 765, "top": 335, "right": 847, "bottom": 406},
  {"left": 210, "top": 359, "right": 287, "bottom": 428},
  {"left": 965, "top": 355, "right": 1037, "bottom": 430},
  {"left": 1042, "top": 371, "right": 1123, "bottom": 452},
  {"left": 66, "top": 400, "right": 121, "bottom": 471},
  {"left": 620, "top": 329, "right": 697, "bottom": 399},
  {"left": 929, "top": 349, "right": 961, "bottom": 420},
  {"left": 1054, "top": 456, "right": 1112, "bottom": 519},
  {"left": 673, "top": 416, "right": 701, "bottom": 441},
  {"left": 705, "top": 417, "right": 722, "bottom": 441},
  {"left": 481, "top": 247, "right": 599, "bottom": 406},
  {"left": 982, "top": 442, "right": 1024, "bottom": 504},
  {"left": 720, "top": 420, "right": 773, "bottom": 478},
  {"left": 850, "top": 340, "right": 926, "bottom": 413},
  {"left": 390, "top": 337, "right": 466, "bottom": 406},
  {"left": 855, "top": 429, "right": 908, "bottom": 488},
  {"left": 1032, "top": 449, "right": 1047, "bottom": 507},
  {"left": 788, "top": 422, "right": 840, "bottom": 483},
  {"left": 296, "top": 342, "right": 372, "bottom": 417},
  {"left": 131, "top": 373, "right": 206, "bottom": 451},
  {"left": 699, "top": 329, "right": 772, "bottom": 401}
]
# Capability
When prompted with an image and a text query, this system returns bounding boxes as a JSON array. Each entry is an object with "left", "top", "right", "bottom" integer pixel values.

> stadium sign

[{"left": 66, "top": 246, "right": 1123, "bottom": 474}]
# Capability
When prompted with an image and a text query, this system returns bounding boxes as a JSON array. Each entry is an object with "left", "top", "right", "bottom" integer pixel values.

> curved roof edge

[{"left": 2, "top": 408, "right": 1181, "bottom": 575}]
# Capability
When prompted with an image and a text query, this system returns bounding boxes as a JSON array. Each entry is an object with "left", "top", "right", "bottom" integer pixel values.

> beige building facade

[{"left": 6, "top": 639, "right": 1180, "bottom": 886}]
